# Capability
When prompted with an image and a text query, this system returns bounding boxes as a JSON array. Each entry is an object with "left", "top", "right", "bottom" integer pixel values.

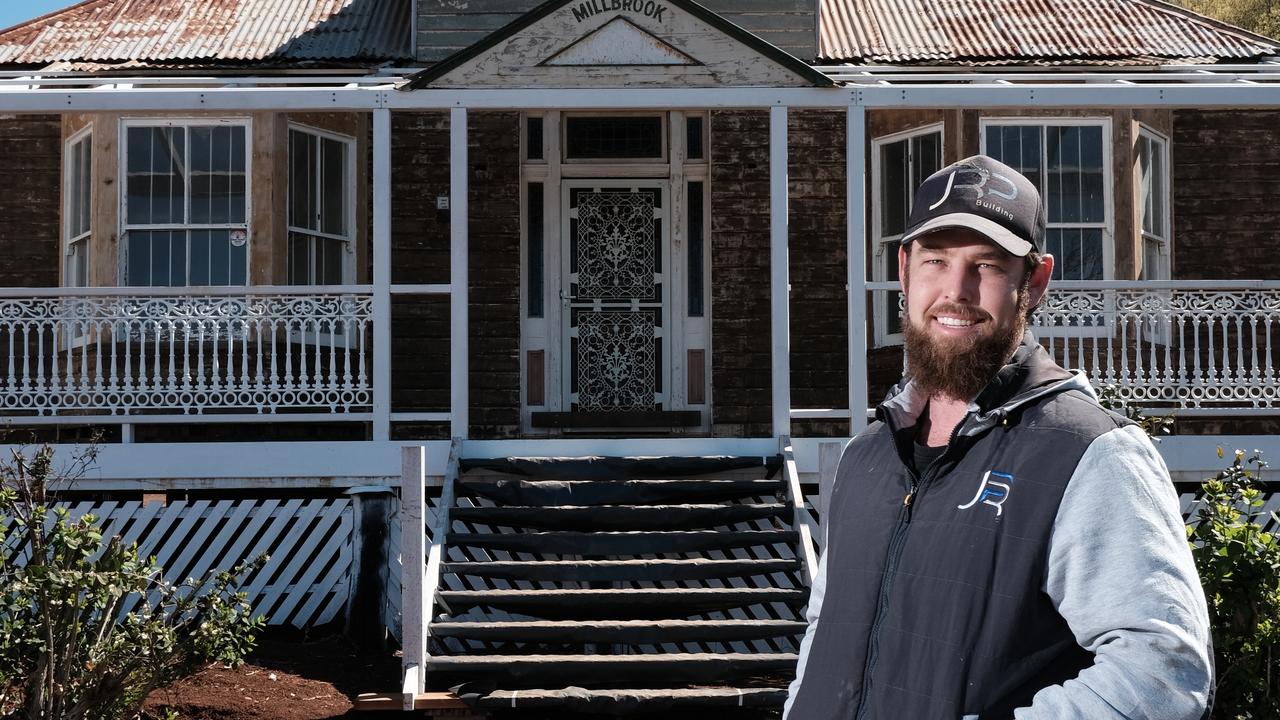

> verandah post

[
  {"left": 373, "top": 107, "right": 391, "bottom": 441},
  {"left": 450, "top": 107, "right": 469, "bottom": 440},
  {"left": 400, "top": 446, "right": 426, "bottom": 705},
  {"left": 770, "top": 105, "right": 791, "bottom": 440},
  {"left": 847, "top": 104, "right": 869, "bottom": 436}
]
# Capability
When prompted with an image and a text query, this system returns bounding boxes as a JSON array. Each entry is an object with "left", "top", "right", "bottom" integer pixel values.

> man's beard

[{"left": 903, "top": 288, "right": 1030, "bottom": 403}]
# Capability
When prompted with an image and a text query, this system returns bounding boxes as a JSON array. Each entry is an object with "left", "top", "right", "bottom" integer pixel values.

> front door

[{"left": 561, "top": 180, "right": 670, "bottom": 414}]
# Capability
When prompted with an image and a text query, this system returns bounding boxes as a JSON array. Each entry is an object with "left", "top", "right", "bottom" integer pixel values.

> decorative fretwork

[
  {"left": 0, "top": 291, "right": 372, "bottom": 416},
  {"left": 891, "top": 283, "right": 1280, "bottom": 411},
  {"left": 575, "top": 311, "right": 656, "bottom": 412},
  {"left": 575, "top": 192, "right": 656, "bottom": 301}
]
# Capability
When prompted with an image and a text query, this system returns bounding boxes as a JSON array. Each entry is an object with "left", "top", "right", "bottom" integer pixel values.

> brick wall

[
  {"left": 1172, "top": 109, "right": 1280, "bottom": 280},
  {"left": 708, "top": 110, "right": 852, "bottom": 437},
  {"left": 788, "top": 110, "right": 850, "bottom": 438},
  {"left": 709, "top": 110, "right": 773, "bottom": 436},
  {"left": 388, "top": 111, "right": 522, "bottom": 440},
  {"left": 0, "top": 115, "right": 60, "bottom": 288}
]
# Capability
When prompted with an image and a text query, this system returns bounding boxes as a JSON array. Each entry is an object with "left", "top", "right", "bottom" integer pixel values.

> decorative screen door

[{"left": 561, "top": 181, "right": 670, "bottom": 413}]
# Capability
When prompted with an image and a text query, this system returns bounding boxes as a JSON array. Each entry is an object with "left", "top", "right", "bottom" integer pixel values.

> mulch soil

[
  {"left": 143, "top": 633, "right": 401, "bottom": 720},
  {"left": 142, "top": 633, "right": 784, "bottom": 720}
]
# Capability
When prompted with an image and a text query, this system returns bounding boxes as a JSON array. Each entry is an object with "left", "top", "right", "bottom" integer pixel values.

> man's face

[{"left": 898, "top": 229, "right": 1053, "bottom": 402}]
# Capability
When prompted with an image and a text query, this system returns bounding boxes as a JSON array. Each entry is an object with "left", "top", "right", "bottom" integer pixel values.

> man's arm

[
  {"left": 783, "top": 531, "right": 827, "bottom": 719},
  {"left": 1016, "top": 424, "right": 1212, "bottom": 719}
]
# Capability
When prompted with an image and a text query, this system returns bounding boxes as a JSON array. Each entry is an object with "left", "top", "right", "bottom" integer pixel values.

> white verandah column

[
  {"left": 770, "top": 105, "right": 791, "bottom": 441},
  {"left": 372, "top": 108, "right": 391, "bottom": 442},
  {"left": 847, "top": 105, "right": 869, "bottom": 436},
  {"left": 450, "top": 107, "right": 469, "bottom": 440}
]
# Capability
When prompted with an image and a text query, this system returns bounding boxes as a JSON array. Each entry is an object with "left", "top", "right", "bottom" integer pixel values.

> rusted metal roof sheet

[
  {"left": 0, "top": 0, "right": 411, "bottom": 68},
  {"left": 819, "top": 0, "right": 1279, "bottom": 64}
]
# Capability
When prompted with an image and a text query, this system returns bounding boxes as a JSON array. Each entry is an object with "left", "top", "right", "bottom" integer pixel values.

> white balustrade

[
  {"left": 874, "top": 281, "right": 1280, "bottom": 413},
  {"left": 0, "top": 287, "right": 372, "bottom": 417}
]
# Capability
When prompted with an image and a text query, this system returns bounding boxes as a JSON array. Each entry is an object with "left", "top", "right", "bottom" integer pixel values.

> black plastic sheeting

[{"left": 459, "top": 455, "right": 782, "bottom": 481}]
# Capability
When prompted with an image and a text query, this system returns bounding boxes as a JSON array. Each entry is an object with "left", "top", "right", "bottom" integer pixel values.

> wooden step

[
  {"left": 446, "top": 529, "right": 798, "bottom": 556},
  {"left": 457, "top": 478, "right": 781, "bottom": 506},
  {"left": 429, "top": 619, "right": 808, "bottom": 644},
  {"left": 437, "top": 588, "right": 807, "bottom": 619},
  {"left": 450, "top": 503, "right": 788, "bottom": 531},
  {"left": 474, "top": 686, "right": 789, "bottom": 710},
  {"left": 442, "top": 558, "right": 800, "bottom": 582},
  {"left": 428, "top": 652, "right": 798, "bottom": 685}
]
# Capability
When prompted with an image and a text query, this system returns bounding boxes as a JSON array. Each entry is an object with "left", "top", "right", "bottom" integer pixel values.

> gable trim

[
  {"left": 405, "top": 0, "right": 834, "bottom": 89},
  {"left": 540, "top": 17, "right": 702, "bottom": 67}
]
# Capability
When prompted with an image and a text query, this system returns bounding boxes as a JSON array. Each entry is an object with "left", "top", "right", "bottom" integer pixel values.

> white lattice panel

[{"left": 2, "top": 498, "right": 353, "bottom": 628}]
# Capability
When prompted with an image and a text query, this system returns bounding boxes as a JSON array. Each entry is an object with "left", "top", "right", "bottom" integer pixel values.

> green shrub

[
  {"left": 0, "top": 445, "right": 266, "bottom": 720},
  {"left": 1190, "top": 448, "right": 1280, "bottom": 720}
]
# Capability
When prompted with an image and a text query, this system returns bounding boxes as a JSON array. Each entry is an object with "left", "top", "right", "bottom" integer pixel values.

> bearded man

[{"left": 784, "top": 155, "right": 1212, "bottom": 720}]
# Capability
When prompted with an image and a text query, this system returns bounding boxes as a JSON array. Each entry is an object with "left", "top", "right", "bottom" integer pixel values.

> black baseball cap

[{"left": 901, "top": 154, "right": 1046, "bottom": 257}]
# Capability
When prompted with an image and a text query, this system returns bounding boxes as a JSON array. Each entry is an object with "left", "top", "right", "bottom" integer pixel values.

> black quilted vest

[{"left": 787, "top": 340, "right": 1127, "bottom": 720}]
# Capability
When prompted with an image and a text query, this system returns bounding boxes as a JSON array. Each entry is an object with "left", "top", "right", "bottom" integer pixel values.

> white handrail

[{"left": 783, "top": 445, "right": 820, "bottom": 584}]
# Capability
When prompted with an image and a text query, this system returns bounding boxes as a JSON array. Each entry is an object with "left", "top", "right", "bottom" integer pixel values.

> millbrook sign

[{"left": 571, "top": 0, "right": 670, "bottom": 23}]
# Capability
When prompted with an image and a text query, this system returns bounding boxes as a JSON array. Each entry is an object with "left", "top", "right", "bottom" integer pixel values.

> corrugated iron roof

[
  {"left": 0, "top": 0, "right": 411, "bottom": 68},
  {"left": 819, "top": 0, "right": 1279, "bottom": 64}
]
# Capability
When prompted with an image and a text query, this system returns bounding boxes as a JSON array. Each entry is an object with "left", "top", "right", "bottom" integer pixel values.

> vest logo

[{"left": 957, "top": 470, "right": 1014, "bottom": 516}]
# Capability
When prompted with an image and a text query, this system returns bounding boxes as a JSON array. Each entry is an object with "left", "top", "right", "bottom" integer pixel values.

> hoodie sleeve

[
  {"left": 783, "top": 529, "right": 828, "bottom": 719},
  {"left": 1015, "top": 424, "right": 1212, "bottom": 720}
]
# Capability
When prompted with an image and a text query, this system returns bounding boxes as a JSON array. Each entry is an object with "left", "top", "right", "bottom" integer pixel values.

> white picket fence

[{"left": 2, "top": 497, "right": 353, "bottom": 628}]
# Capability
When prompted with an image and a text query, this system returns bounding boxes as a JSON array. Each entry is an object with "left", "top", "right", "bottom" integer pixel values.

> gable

[
  {"left": 409, "top": 0, "right": 831, "bottom": 89},
  {"left": 543, "top": 18, "right": 699, "bottom": 66}
]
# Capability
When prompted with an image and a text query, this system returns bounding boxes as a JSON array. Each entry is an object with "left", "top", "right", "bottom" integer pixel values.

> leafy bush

[
  {"left": 1190, "top": 448, "right": 1280, "bottom": 720},
  {"left": 0, "top": 445, "right": 266, "bottom": 720}
]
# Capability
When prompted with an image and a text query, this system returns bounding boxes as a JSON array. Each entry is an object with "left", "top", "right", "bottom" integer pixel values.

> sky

[{"left": 0, "top": 0, "right": 76, "bottom": 31}]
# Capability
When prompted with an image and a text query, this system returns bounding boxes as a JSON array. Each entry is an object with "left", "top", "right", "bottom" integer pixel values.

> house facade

[{"left": 1, "top": 0, "right": 1279, "bottom": 709}]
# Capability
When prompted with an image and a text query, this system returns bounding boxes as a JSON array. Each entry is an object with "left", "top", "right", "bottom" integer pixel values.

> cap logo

[{"left": 927, "top": 165, "right": 1019, "bottom": 212}]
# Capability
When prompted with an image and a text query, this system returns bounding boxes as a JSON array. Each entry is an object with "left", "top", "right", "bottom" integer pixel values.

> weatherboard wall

[{"left": 415, "top": 0, "right": 818, "bottom": 65}]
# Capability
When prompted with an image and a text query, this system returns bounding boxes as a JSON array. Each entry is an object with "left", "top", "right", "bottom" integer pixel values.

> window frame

[
  {"left": 870, "top": 122, "right": 945, "bottom": 347},
  {"left": 286, "top": 122, "right": 357, "bottom": 287},
  {"left": 561, "top": 111, "right": 668, "bottom": 165},
  {"left": 981, "top": 117, "right": 1115, "bottom": 339},
  {"left": 118, "top": 117, "right": 253, "bottom": 287},
  {"left": 979, "top": 117, "right": 1116, "bottom": 282},
  {"left": 1137, "top": 125, "right": 1171, "bottom": 282},
  {"left": 63, "top": 124, "right": 93, "bottom": 289}
]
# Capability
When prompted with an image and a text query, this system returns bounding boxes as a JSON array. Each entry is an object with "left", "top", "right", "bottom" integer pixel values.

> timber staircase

[{"left": 407, "top": 453, "right": 817, "bottom": 714}]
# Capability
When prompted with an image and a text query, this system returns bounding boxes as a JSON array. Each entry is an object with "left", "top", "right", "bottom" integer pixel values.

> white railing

[
  {"left": 1036, "top": 281, "right": 1280, "bottom": 411},
  {"left": 864, "top": 280, "right": 1280, "bottom": 415},
  {"left": 0, "top": 286, "right": 373, "bottom": 419}
]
